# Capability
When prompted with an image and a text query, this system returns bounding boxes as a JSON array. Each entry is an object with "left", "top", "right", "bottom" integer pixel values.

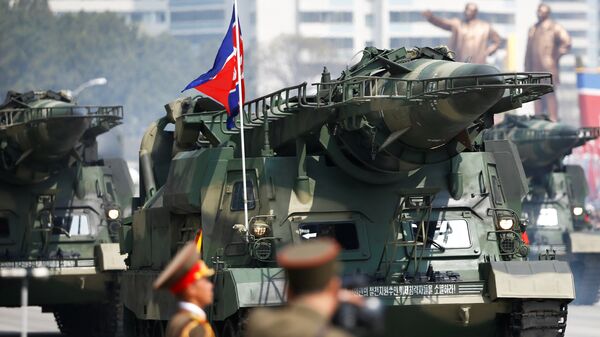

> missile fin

[
  {"left": 455, "top": 130, "right": 474, "bottom": 151},
  {"left": 378, "top": 127, "right": 410, "bottom": 153},
  {"left": 13, "top": 148, "right": 33, "bottom": 167}
]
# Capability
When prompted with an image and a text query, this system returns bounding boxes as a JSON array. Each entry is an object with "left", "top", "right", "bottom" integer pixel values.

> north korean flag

[{"left": 182, "top": 4, "right": 245, "bottom": 130}]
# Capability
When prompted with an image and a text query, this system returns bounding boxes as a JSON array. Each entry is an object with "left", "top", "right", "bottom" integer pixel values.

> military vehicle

[
  {"left": 120, "top": 46, "right": 575, "bottom": 337},
  {"left": 486, "top": 114, "right": 600, "bottom": 305},
  {"left": 0, "top": 90, "right": 133, "bottom": 337}
]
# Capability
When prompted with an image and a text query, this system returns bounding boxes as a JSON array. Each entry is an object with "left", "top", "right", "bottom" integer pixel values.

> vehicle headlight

[
  {"left": 573, "top": 207, "right": 584, "bottom": 216},
  {"left": 251, "top": 220, "right": 270, "bottom": 238},
  {"left": 107, "top": 208, "right": 120, "bottom": 220},
  {"left": 498, "top": 218, "right": 515, "bottom": 230}
]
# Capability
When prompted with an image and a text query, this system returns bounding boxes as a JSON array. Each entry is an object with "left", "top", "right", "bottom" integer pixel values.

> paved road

[
  {"left": 0, "top": 307, "right": 58, "bottom": 336},
  {"left": 0, "top": 305, "right": 599, "bottom": 336},
  {"left": 564, "top": 305, "right": 600, "bottom": 337}
]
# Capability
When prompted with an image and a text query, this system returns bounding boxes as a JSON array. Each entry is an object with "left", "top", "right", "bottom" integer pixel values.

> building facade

[
  {"left": 48, "top": 0, "right": 170, "bottom": 36},
  {"left": 47, "top": 0, "right": 600, "bottom": 124}
]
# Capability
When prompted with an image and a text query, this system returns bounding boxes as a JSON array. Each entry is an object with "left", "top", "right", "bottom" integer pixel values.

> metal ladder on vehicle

[{"left": 379, "top": 193, "right": 436, "bottom": 282}]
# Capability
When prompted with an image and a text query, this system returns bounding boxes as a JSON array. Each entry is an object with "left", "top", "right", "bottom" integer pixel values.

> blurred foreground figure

[
  {"left": 154, "top": 243, "right": 216, "bottom": 337},
  {"left": 245, "top": 239, "right": 355, "bottom": 337},
  {"left": 422, "top": 3, "right": 501, "bottom": 64},
  {"left": 524, "top": 3, "right": 571, "bottom": 121}
]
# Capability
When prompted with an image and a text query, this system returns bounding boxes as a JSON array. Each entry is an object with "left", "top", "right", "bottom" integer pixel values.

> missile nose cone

[
  {"left": 496, "top": 117, "right": 584, "bottom": 170},
  {"left": 442, "top": 63, "right": 504, "bottom": 119},
  {"left": 451, "top": 64, "right": 503, "bottom": 87},
  {"left": 544, "top": 123, "right": 580, "bottom": 154}
]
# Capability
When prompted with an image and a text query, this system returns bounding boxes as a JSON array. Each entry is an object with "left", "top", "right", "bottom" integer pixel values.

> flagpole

[{"left": 233, "top": 0, "right": 249, "bottom": 236}]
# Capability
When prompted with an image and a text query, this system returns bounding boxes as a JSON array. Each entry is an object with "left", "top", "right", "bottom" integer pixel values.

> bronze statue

[
  {"left": 422, "top": 3, "right": 501, "bottom": 64},
  {"left": 524, "top": 3, "right": 571, "bottom": 121}
]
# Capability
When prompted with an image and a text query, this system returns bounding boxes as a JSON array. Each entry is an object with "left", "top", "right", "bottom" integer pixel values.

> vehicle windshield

[
  {"left": 52, "top": 211, "right": 92, "bottom": 236},
  {"left": 405, "top": 219, "right": 472, "bottom": 250},
  {"left": 534, "top": 207, "right": 559, "bottom": 227}
]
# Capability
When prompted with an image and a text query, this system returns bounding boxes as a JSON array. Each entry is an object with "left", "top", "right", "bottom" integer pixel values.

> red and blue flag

[
  {"left": 577, "top": 70, "right": 600, "bottom": 127},
  {"left": 572, "top": 69, "right": 600, "bottom": 199},
  {"left": 182, "top": 4, "right": 245, "bottom": 129}
]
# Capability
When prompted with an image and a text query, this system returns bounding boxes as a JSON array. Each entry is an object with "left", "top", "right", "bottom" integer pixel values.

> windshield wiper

[
  {"left": 51, "top": 226, "right": 71, "bottom": 238},
  {"left": 427, "top": 238, "right": 445, "bottom": 252}
]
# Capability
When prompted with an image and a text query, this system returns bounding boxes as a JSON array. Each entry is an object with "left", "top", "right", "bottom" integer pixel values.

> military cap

[
  {"left": 277, "top": 238, "right": 341, "bottom": 294},
  {"left": 153, "top": 242, "right": 215, "bottom": 294}
]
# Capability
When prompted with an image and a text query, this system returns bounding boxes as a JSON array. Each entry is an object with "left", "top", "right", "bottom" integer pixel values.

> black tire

[
  {"left": 218, "top": 311, "right": 246, "bottom": 337},
  {"left": 502, "top": 300, "right": 568, "bottom": 337},
  {"left": 122, "top": 306, "right": 167, "bottom": 337},
  {"left": 54, "top": 282, "right": 123, "bottom": 337},
  {"left": 54, "top": 303, "right": 122, "bottom": 337}
]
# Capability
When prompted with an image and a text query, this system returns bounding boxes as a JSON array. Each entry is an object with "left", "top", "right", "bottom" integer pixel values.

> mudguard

[
  {"left": 96, "top": 243, "right": 127, "bottom": 271},
  {"left": 569, "top": 232, "right": 600, "bottom": 253},
  {"left": 486, "top": 261, "right": 575, "bottom": 301},
  {"left": 121, "top": 271, "right": 177, "bottom": 320},
  {"left": 214, "top": 268, "right": 286, "bottom": 320}
]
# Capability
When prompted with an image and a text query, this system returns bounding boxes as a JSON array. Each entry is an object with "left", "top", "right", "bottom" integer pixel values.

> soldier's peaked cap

[
  {"left": 277, "top": 238, "right": 341, "bottom": 294},
  {"left": 153, "top": 242, "right": 214, "bottom": 294}
]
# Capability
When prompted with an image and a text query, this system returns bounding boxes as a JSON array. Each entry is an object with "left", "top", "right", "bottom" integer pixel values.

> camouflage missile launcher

[
  {"left": 0, "top": 90, "right": 133, "bottom": 337},
  {"left": 120, "top": 47, "right": 574, "bottom": 337},
  {"left": 486, "top": 114, "right": 600, "bottom": 305}
]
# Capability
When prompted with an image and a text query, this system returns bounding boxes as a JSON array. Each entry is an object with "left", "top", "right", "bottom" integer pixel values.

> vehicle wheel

[
  {"left": 54, "top": 303, "right": 122, "bottom": 337},
  {"left": 149, "top": 319, "right": 166, "bottom": 337},
  {"left": 219, "top": 311, "right": 246, "bottom": 337},
  {"left": 54, "top": 282, "right": 123, "bottom": 337},
  {"left": 503, "top": 300, "right": 568, "bottom": 337},
  {"left": 494, "top": 313, "right": 513, "bottom": 337},
  {"left": 123, "top": 307, "right": 140, "bottom": 337},
  {"left": 123, "top": 308, "right": 167, "bottom": 337}
]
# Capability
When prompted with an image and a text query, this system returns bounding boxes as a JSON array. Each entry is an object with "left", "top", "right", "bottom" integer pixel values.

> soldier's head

[
  {"left": 464, "top": 3, "right": 478, "bottom": 21},
  {"left": 153, "top": 242, "right": 215, "bottom": 307},
  {"left": 277, "top": 238, "right": 342, "bottom": 299},
  {"left": 537, "top": 4, "right": 551, "bottom": 22}
]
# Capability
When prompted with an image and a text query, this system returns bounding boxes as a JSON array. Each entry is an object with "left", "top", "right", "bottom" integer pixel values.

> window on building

[
  {"left": 365, "top": 14, "right": 374, "bottom": 27},
  {"left": 306, "top": 37, "right": 353, "bottom": 49},
  {"left": 569, "top": 30, "right": 587, "bottom": 38},
  {"left": 171, "top": 10, "right": 225, "bottom": 23},
  {"left": 389, "top": 11, "right": 513, "bottom": 25},
  {"left": 156, "top": 12, "right": 166, "bottom": 23},
  {"left": 389, "top": 11, "right": 423, "bottom": 23},
  {"left": 170, "top": 0, "right": 223, "bottom": 5},
  {"left": 131, "top": 12, "right": 144, "bottom": 23},
  {"left": 551, "top": 13, "right": 587, "bottom": 20},
  {"left": 300, "top": 11, "right": 353, "bottom": 23},
  {"left": 572, "top": 47, "right": 587, "bottom": 56},
  {"left": 478, "top": 12, "right": 514, "bottom": 24},
  {"left": 177, "top": 34, "right": 222, "bottom": 46}
]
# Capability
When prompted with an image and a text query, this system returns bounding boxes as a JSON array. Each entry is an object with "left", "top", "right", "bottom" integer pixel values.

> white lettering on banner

[
  {"left": 0, "top": 260, "right": 94, "bottom": 269},
  {"left": 353, "top": 283, "right": 465, "bottom": 297}
]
